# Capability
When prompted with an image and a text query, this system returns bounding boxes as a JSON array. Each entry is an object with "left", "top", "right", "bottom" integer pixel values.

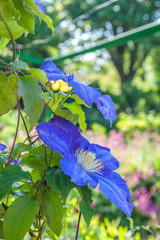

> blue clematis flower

[
  {"left": 0, "top": 143, "right": 6, "bottom": 152},
  {"left": 39, "top": 60, "right": 116, "bottom": 124},
  {"left": 36, "top": 116, "right": 133, "bottom": 217}
]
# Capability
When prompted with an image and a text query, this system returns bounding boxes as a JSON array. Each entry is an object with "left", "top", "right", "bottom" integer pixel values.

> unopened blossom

[{"left": 40, "top": 60, "right": 116, "bottom": 125}]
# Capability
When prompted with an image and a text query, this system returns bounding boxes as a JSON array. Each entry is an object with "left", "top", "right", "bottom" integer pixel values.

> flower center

[
  {"left": 65, "top": 70, "right": 92, "bottom": 85},
  {"left": 76, "top": 149, "right": 104, "bottom": 173}
]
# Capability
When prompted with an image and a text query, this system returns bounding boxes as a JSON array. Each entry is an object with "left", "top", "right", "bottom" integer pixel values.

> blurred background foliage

[{"left": 1, "top": 0, "right": 160, "bottom": 239}]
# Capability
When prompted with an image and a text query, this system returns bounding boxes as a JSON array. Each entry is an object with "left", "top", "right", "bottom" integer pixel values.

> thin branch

[
  {"left": 56, "top": 89, "right": 73, "bottom": 111},
  {"left": 31, "top": 137, "right": 40, "bottom": 145},
  {"left": 20, "top": 110, "right": 32, "bottom": 145},
  {"left": 45, "top": 102, "right": 55, "bottom": 115},
  {"left": 14, "top": 41, "right": 21, "bottom": 59},
  {"left": 75, "top": 212, "right": 82, "bottom": 240},
  {"left": 48, "top": 150, "right": 53, "bottom": 166},
  {"left": 6, "top": 101, "right": 21, "bottom": 166},
  {"left": 44, "top": 145, "right": 48, "bottom": 167},
  {"left": 0, "top": 7, "right": 16, "bottom": 61},
  {"left": 37, "top": 207, "right": 42, "bottom": 240},
  {"left": 0, "top": 59, "right": 10, "bottom": 66}
]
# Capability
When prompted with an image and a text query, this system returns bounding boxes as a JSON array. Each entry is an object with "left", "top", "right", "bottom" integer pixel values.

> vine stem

[
  {"left": 0, "top": 7, "right": 16, "bottom": 61},
  {"left": 56, "top": 89, "right": 73, "bottom": 110},
  {"left": 37, "top": 206, "right": 42, "bottom": 240},
  {"left": 6, "top": 101, "right": 21, "bottom": 166},
  {"left": 75, "top": 212, "right": 82, "bottom": 240},
  {"left": 45, "top": 102, "right": 54, "bottom": 115},
  {"left": 20, "top": 110, "right": 32, "bottom": 145},
  {"left": 0, "top": 59, "right": 10, "bottom": 66}
]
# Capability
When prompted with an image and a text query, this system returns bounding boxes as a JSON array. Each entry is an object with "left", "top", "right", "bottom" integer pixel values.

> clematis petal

[
  {"left": 95, "top": 95, "right": 116, "bottom": 125},
  {"left": 80, "top": 136, "right": 90, "bottom": 151},
  {"left": 60, "top": 154, "right": 98, "bottom": 187},
  {"left": 40, "top": 60, "right": 63, "bottom": 74},
  {"left": 98, "top": 172, "right": 133, "bottom": 217},
  {"left": 0, "top": 143, "right": 6, "bottom": 151},
  {"left": 50, "top": 116, "right": 81, "bottom": 152},
  {"left": 39, "top": 60, "right": 74, "bottom": 82},
  {"left": 69, "top": 80, "right": 101, "bottom": 107},
  {"left": 88, "top": 144, "right": 119, "bottom": 171},
  {"left": 36, "top": 122, "right": 72, "bottom": 155}
]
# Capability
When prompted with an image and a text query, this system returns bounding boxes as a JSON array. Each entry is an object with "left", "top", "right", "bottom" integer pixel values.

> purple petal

[
  {"left": 80, "top": 136, "right": 90, "bottom": 151},
  {"left": 0, "top": 143, "right": 6, "bottom": 151},
  {"left": 98, "top": 172, "right": 133, "bottom": 217},
  {"left": 60, "top": 154, "right": 98, "bottom": 188},
  {"left": 36, "top": 3, "right": 45, "bottom": 14},
  {"left": 40, "top": 60, "right": 63, "bottom": 74},
  {"left": 95, "top": 95, "right": 116, "bottom": 125},
  {"left": 50, "top": 116, "right": 81, "bottom": 152},
  {"left": 69, "top": 80, "right": 101, "bottom": 107},
  {"left": 88, "top": 144, "right": 119, "bottom": 171},
  {"left": 39, "top": 60, "right": 74, "bottom": 82},
  {"left": 36, "top": 122, "right": 72, "bottom": 155}
]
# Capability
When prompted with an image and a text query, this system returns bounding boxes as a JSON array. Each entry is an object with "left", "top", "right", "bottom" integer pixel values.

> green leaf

[
  {"left": 71, "top": 94, "right": 89, "bottom": 107},
  {"left": 27, "top": 68, "right": 55, "bottom": 98},
  {"left": 30, "top": 170, "right": 41, "bottom": 183},
  {"left": 25, "top": 0, "right": 54, "bottom": 33},
  {"left": 0, "top": 165, "right": 30, "bottom": 200},
  {"left": 21, "top": 145, "right": 61, "bottom": 171},
  {"left": 55, "top": 109, "right": 79, "bottom": 125},
  {"left": 46, "top": 167, "right": 74, "bottom": 203},
  {"left": 63, "top": 102, "right": 87, "bottom": 133},
  {"left": 0, "top": 220, "right": 4, "bottom": 239},
  {"left": 77, "top": 186, "right": 94, "bottom": 226},
  {"left": 11, "top": 60, "right": 30, "bottom": 71},
  {"left": 0, "top": 153, "right": 10, "bottom": 170},
  {"left": 40, "top": 188, "right": 63, "bottom": 236},
  {"left": 12, "top": 0, "right": 35, "bottom": 34},
  {"left": 0, "top": 74, "right": 18, "bottom": 117},
  {"left": 4, "top": 196, "right": 39, "bottom": 240},
  {"left": 17, "top": 75, "right": 45, "bottom": 129},
  {"left": 12, "top": 143, "right": 33, "bottom": 158},
  {"left": 0, "top": 38, "right": 9, "bottom": 50},
  {"left": 0, "top": 20, "right": 26, "bottom": 39},
  {"left": 0, "top": 0, "right": 20, "bottom": 21}
]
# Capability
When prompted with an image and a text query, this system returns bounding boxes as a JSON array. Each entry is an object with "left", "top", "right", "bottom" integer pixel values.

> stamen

[
  {"left": 65, "top": 69, "right": 92, "bottom": 85},
  {"left": 76, "top": 149, "right": 104, "bottom": 173}
]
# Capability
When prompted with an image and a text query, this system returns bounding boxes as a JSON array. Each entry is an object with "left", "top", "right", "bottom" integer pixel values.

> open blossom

[
  {"left": 36, "top": 116, "right": 133, "bottom": 217},
  {"left": 39, "top": 60, "right": 116, "bottom": 125},
  {"left": 0, "top": 143, "right": 6, "bottom": 151}
]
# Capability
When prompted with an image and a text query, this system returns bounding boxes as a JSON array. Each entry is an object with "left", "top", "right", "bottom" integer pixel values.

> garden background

[{"left": 0, "top": 0, "right": 160, "bottom": 239}]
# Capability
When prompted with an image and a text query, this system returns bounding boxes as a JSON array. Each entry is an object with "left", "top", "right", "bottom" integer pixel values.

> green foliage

[
  {"left": 25, "top": 0, "right": 54, "bottom": 33},
  {"left": 0, "top": 165, "right": 30, "bottom": 199},
  {"left": 21, "top": 145, "right": 61, "bottom": 171},
  {"left": 55, "top": 109, "right": 79, "bottom": 125},
  {"left": 0, "top": 74, "right": 18, "bottom": 117},
  {"left": 12, "top": 0, "right": 35, "bottom": 34},
  {"left": 64, "top": 102, "right": 87, "bottom": 133},
  {"left": 18, "top": 75, "right": 45, "bottom": 129},
  {"left": 28, "top": 68, "right": 55, "bottom": 98},
  {"left": 77, "top": 186, "right": 94, "bottom": 226},
  {"left": 0, "top": 21, "right": 25, "bottom": 39},
  {"left": 11, "top": 60, "right": 29, "bottom": 71},
  {"left": 46, "top": 167, "right": 75, "bottom": 203},
  {"left": 3, "top": 196, "right": 39, "bottom": 240},
  {"left": 40, "top": 188, "right": 63, "bottom": 236}
]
